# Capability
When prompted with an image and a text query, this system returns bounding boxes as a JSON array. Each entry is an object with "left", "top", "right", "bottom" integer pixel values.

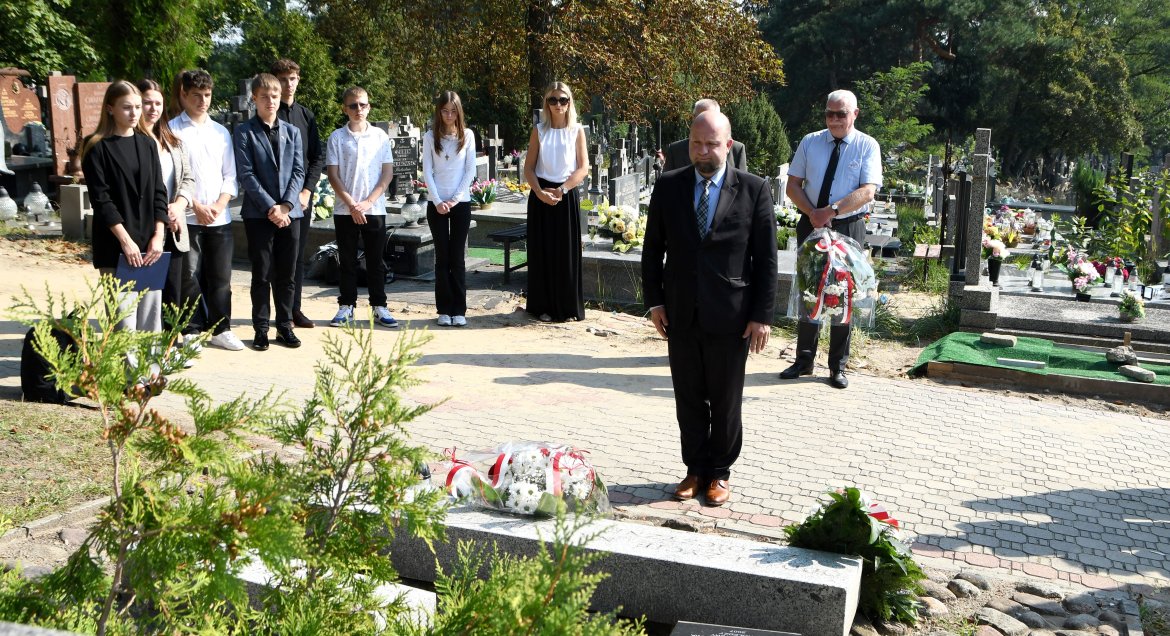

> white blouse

[
  {"left": 421, "top": 129, "right": 476, "bottom": 203},
  {"left": 535, "top": 124, "right": 581, "bottom": 183}
]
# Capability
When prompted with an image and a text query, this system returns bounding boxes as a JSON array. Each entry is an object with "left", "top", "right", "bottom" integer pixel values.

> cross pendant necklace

[{"left": 444, "top": 153, "right": 449, "bottom": 160}]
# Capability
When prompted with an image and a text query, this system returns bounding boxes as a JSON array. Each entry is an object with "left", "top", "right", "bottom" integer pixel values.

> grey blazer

[
  {"left": 233, "top": 117, "right": 305, "bottom": 220},
  {"left": 662, "top": 137, "right": 748, "bottom": 173},
  {"left": 163, "top": 142, "right": 194, "bottom": 252}
]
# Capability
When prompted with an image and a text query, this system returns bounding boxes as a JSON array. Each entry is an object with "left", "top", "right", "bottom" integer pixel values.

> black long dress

[{"left": 525, "top": 176, "right": 585, "bottom": 322}]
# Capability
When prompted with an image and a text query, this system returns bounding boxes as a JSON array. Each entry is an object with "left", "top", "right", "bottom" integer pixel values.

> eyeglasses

[
  {"left": 825, "top": 109, "right": 851, "bottom": 119},
  {"left": 346, "top": 102, "right": 370, "bottom": 111},
  {"left": 546, "top": 96, "right": 570, "bottom": 106}
]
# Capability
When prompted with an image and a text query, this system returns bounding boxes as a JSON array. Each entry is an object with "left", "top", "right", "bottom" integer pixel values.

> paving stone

[
  {"left": 976, "top": 607, "right": 1030, "bottom": 636},
  {"left": 1062, "top": 593, "right": 1099, "bottom": 615},
  {"left": 1062, "top": 614, "right": 1101, "bottom": 630}
]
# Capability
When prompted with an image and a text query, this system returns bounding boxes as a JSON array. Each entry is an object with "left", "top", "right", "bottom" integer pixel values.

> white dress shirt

[{"left": 169, "top": 112, "right": 237, "bottom": 227}]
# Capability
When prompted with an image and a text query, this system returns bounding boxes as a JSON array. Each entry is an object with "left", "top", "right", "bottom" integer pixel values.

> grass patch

[
  {"left": 0, "top": 400, "right": 110, "bottom": 525},
  {"left": 468, "top": 246, "right": 527, "bottom": 267},
  {"left": 1143, "top": 601, "right": 1170, "bottom": 636}
]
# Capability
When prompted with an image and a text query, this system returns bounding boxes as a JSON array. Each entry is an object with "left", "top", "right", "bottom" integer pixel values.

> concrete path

[{"left": 3, "top": 259, "right": 1167, "bottom": 593}]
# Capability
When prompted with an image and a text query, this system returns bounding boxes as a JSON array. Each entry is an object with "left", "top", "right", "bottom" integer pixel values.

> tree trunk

[{"left": 527, "top": 0, "right": 557, "bottom": 115}]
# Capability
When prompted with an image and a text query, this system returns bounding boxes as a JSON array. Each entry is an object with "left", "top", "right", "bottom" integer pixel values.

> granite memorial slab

[{"left": 388, "top": 506, "right": 861, "bottom": 636}]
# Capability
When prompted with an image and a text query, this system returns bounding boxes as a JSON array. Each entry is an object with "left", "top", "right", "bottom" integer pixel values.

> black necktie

[
  {"left": 816, "top": 138, "right": 843, "bottom": 208},
  {"left": 697, "top": 179, "right": 711, "bottom": 238}
]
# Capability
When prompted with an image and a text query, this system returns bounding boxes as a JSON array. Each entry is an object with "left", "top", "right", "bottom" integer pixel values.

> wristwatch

[
  {"left": 559, "top": 185, "right": 568, "bottom": 194},
  {"left": 830, "top": 203, "right": 840, "bottom": 217}
]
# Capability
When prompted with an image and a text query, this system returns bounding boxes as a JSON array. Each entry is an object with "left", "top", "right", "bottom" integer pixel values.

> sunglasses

[
  {"left": 346, "top": 102, "right": 370, "bottom": 111},
  {"left": 546, "top": 96, "right": 570, "bottom": 106},
  {"left": 825, "top": 109, "right": 851, "bottom": 119}
]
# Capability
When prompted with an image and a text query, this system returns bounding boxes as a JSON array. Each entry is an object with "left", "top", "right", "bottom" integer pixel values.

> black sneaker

[
  {"left": 252, "top": 331, "right": 270, "bottom": 351},
  {"left": 275, "top": 327, "right": 302, "bottom": 348}
]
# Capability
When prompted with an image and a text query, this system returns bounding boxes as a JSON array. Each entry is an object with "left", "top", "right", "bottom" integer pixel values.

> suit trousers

[
  {"left": 427, "top": 201, "right": 471, "bottom": 316},
  {"left": 666, "top": 312, "right": 750, "bottom": 481},
  {"left": 794, "top": 213, "right": 866, "bottom": 372},
  {"left": 244, "top": 218, "right": 300, "bottom": 332},
  {"left": 334, "top": 214, "right": 388, "bottom": 308},
  {"left": 292, "top": 200, "right": 314, "bottom": 313},
  {"left": 186, "top": 224, "right": 234, "bottom": 335}
]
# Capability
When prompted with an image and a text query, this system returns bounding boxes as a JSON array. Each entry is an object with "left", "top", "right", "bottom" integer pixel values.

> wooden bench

[{"left": 488, "top": 223, "right": 528, "bottom": 283}]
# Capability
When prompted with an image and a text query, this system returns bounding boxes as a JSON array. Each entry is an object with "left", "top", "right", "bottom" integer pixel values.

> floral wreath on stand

[{"left": 796, "top": 229, "right": 877, "bottom": 326}]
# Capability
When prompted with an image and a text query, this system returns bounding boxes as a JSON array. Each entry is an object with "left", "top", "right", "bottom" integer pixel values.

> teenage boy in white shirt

[
  {"left": 324, "top": 86, "right": 398, "bottom": 328},
  {"left": 169, "top": 69, "right": 244, "bottom": 351}
]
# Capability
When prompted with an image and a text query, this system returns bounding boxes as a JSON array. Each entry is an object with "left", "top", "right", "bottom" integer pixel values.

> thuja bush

[
  {"left": 785, "top": 487, "right": 925, "bottom": 625},
  {"left": 2, "top": 279, "right": 645, "bottom": 635}
]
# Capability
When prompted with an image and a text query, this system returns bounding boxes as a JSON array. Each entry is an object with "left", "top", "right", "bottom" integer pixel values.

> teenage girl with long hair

[
  {"left": 80, "top": 80, "right": 169, "bottom": 332},
  {"left": 422, "top": 91, "right": 476, "bottom": 327}
]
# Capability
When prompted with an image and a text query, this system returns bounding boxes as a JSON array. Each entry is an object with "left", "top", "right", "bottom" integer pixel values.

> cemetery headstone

[
  {"left": 0, "top": 72, "right": 40, "bottom": 139},
  {"left": 229, "top": 79, "right": 254, "bottom": 129},
  {"left": 75, "top": 82, "right": 108, "bottom": 139},
  {"left": 475, "top": 155, "right": 489, "bottom": 184},
  {"left": 964, "top": 129, "right": 992, "bottom": 287},
  {"left": 484, "top": 124, "right": 504, "bottom": 180},
  {"left": 671, "top": 621, "right": 799, "bottom": 636},
  {"left": 609, "top": 173, "right": 639, "bottom": 210},
  {"left": 47, "top": 74, "right": 77, "bottom": 175},
  {"left": 389, "top": 136, "right": 419, "bottom": 197}
]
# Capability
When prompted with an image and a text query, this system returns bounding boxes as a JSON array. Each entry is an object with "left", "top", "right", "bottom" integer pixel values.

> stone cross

[
  {"left": 964, "top": 128, "right": 992, "bottom": 286},
  {"left": 628, "top": 126, "right": 639, "bottom": 157},
  {"left": 589, "top": 144, "right": 604, "bottom": 200},
  {"left": 609, "top": 139, "right": 628, "bottom": 180},
  {"left": 1151, "top": 156, "right": 1170, "bottom": 263},
  {"left": 484, "top": 124, "right": 504, "bottom": 180},
  {"left": 229, "top": 79, "right": 254, "bottom": 130}
]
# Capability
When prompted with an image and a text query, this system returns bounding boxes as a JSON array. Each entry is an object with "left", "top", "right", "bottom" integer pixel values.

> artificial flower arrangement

[
  {"left": 470, "top": 178, "right": 498, "bottom": 206},
  {"left": 796, "top": 229, "right": 878, "bottom": 326},
  {"left": 311, "top": 174, "right": 336, "bottom": 220},
  {"left": 411, "top": 179, "right": 428, "bottom": 199},
  {"left": 440, "top": 441, "right": 610, "bottom": 516},
  {"left": 775, "top": 204, "right": 800, "bottom": 250},
  {"left": 591, "top": 203, "right": 646, "bottom": 253},
  {"left": 1119, "top": 290, "right": 1145, "bottom": 321},
  {"left": 785, "top": 487, "right": 925, "bottom": 624},
  {"left": 981, "top": 236, "right": 1009, "bottom": 261},
  {"left": 501, "top": 177, "right": 531, "bottom": 194},
  {"left": 1061, "top": 248, "right": 1103, "bottom": 293}
]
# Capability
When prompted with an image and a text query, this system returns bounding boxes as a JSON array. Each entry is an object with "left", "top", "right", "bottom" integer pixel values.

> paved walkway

[{"left": 3, "top": 260, "right": 1168, "bottom": 592}]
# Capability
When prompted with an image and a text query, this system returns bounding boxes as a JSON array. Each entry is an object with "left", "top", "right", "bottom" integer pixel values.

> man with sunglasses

[
  {"left": 661, "top": 99, "right": 747, "bottom": 173},
  {"left": 779, "top": 89, "right": 882, "bottom": 389}
]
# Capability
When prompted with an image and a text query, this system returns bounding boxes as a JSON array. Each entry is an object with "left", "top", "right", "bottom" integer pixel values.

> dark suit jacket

[
  {"left": 81, "top": 132, "right": 168, "bottom": 269},
  {"left": 662, "top": 138, "right": 748, "bottom": 173},
  {"left": 233, "top": 117, "right": 305, "bottom": 220},
  {"left": 642, "top": 166, "right": 777, "bottom": 335}
]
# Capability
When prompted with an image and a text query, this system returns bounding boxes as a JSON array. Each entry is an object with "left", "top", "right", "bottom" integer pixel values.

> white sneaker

[
  {"left": 452, "top": 315, "right": 467, "bottom": 327},
  {"left": 331, "top": 305, "right": 355, "bottom": 327},
  {"left": 437, "top": 314, "right": 452, "bottom": 326},
  {"left": 209, "top": 330, "right": 245, "bottom": 351},
  {"left": 373, "top": 306, "right": 399, "bottom": 328}
]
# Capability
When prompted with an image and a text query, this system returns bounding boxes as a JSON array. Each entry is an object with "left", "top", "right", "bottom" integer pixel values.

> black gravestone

[
  {"left": 390, "top": 136, "right": 419, "bottom": 196},
  {"left": 671, "top": 621, "right": 799, "bottom": 636},
  {"left": 608, "top": 173, "right": 639, "bottom": 209}
]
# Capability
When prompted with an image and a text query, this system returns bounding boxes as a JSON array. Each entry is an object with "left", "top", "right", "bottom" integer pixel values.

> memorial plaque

[
  {"left": 671, "top": 621, "right": 799, "bottom": 636},
  {"left": 48, "top": 75, "right": 78, "bottom": 175},
  {"left": 608, "top": 173, "right": 639, "bottom": 210},
  {"left": 0, "top": 74, "right": 41, "bottom": 136},
  {"left": 389, "top": 136, "right": 419, "bottom": 196},
  {"left": 475, "top": 155, "right": 489, "bottom": 183},
  {"left": 76, "top": 82, "right": 111, "bottom": 139}
]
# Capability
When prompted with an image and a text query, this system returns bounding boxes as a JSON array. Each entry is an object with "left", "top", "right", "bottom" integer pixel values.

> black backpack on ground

[{"left": 21, "top": 325, "right": 76, "bottom": 404}]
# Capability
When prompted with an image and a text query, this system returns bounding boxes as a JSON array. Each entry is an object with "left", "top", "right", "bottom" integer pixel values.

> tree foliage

[
  {"left": 854, "top": 62, "right": 934, "bottom": 181},
  {"left": 725, "top": 94, "right": 790, "bottom": 175},
  {"left": 0, "top": 0, "right": 102, "bottom": 80}
]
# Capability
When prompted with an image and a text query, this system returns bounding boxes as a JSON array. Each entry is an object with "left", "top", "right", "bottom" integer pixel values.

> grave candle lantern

[
  {"left": 1104, "top": 265, "right": 1115, "bottom": 285},
  {"left": 1111, "top": 273, "right": 1124, "bottom": 296}
]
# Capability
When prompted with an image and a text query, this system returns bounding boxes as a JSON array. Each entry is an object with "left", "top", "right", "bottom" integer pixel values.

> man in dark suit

[
  {"left": 661, "top": 99, "right": 748, "bottom": 173},
  {"left": 642, "top": 111, "right": 777, "bottom": 507},
  {"left": 234, "top": 73, "right": 306, "bottom": 351}
]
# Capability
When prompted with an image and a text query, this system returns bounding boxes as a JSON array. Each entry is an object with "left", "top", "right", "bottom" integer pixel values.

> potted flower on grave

[
  {"left": 1119, "top": 290, "right": 1145, "bottom": 322},
  {"left": 411, "top": 179, "right": 428, "bottom": 201},
  {"left": 470, "top": 178, "right": 498, "bottom": 209},
  {"left": 1060, "top": 249, "right": 1102, "bottom": 301},
  {"left": 592, "top": 203, "right": 645, "bottom": 253},
  {"left": 312, "top": 174, "right": 336, "bottom": 220},
  {"left": 981, "top": 236, "right": 1009, "bottom": 286}
]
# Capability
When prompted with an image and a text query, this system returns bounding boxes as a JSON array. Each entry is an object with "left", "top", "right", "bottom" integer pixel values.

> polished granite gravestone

[
  {"left": 672, "top": 621, "right": 800, "bottom": 636},
  {"left": 389, "top": 506, "right": 862, "bottom": 636}
]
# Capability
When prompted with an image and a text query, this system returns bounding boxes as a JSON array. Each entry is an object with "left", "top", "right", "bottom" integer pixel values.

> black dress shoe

[
  {"left": 293, "top": 310, "right": 315, "bottom": 329},
  {"left": 779, "top": 361, "right": 814, "bottom": 380},
  {"left": 275, "top": 328, "right": 302, "bottom": 348},
  {"left": 829, "top": 371, "right": 849, "bottom": 389},
  {"left": 252, "top": 331, "right": 269, "bottom": 351}
]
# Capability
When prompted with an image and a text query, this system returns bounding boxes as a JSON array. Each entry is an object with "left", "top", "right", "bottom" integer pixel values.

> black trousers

[
  {"left": 244, "top": 218, "right": 300, "bottom": 332},
  {"left": 186, "top": 224, "right": 234, "bottom": 335},
  {"left": 427, "top": 201, "right": 471, "bottom": 316},
  {"left": 794, "top": 213, "right": 866, "bottom": 372},
  {"left": 667, "top": 313, "right": 750, "bottom": 481},
  {"left": 334, "top": 214, "right": 388, "bottom": 307},
  {"left": 292, "top": 201, "right": 314, "bottom": 313}
]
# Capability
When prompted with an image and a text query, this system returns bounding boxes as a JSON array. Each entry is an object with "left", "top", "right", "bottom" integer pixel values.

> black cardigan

[{"left": 81, "top": 132, "right": 168, "bottom": 269}]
